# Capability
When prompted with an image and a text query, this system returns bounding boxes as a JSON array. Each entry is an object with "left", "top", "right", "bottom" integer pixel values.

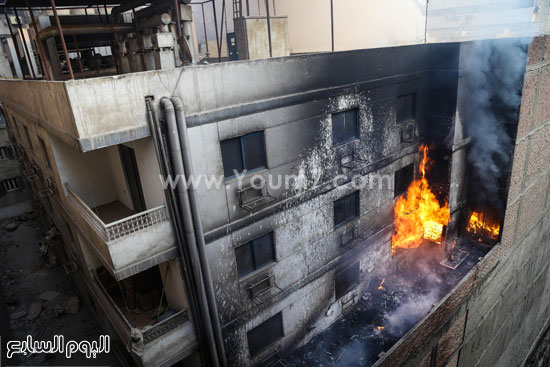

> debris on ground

[
  {"left": 4, "top": 222, "right": 18, "bottom": 232},
  {"left": 65, "top": 296, "right": 80, "bottom": 314},
  {"left": 26, "top": 302, "right": 42, "bottom": 320},
  {"left": 38, "top": 290, "right": 60, "bottom": 301}
]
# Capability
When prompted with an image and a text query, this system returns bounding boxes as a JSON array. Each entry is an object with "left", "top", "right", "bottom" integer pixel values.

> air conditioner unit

[
  {"left": 248, "top": 274, "right": 281, "bottom": 304},
  {"left": 339, "top": 225, "right": 362, "bottom": 250},
  {"left": 400, "top": 121, "right": 418, "bottom": 143},
  {"left": 238, "top": 181, "right": 275, "bottom": 211},
  {"left": 338, "top": 149, "right": 367, "bottom": 174}
]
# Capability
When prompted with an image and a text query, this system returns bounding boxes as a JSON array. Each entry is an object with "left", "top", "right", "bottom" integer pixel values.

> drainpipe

[
  {"left": 171, "top": 96, "right": 227, "bottom": 367},
  {"left": 156, "top": 98, "right": 221, "bottom": 367}
]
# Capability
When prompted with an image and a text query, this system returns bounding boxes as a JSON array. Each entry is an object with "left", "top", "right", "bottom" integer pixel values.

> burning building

[{"left": 0, "top": 1, "right": 549, "bottom": 367}]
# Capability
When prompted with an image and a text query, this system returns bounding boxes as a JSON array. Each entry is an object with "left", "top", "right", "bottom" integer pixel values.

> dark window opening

[
  {"left": 332, "top": 108, "right": 359, "bottom": 146},
  {"left": 247, "top": 312, "right": 284, "bottom": 357},
  {"left": 235, "top": 232, "right": 275, "bottom": 277},
  {"left": 396, "top": 93, "right": 416, "bottom": 123},
  {"left": 394, "top": 164, "right": 414, "bottom": 197},
  {"left": 39, "top": 138, "right": 51, "bottom": 168},
  {"left": 335, "top": 262, "right": 360, "bottom": 299},
  {"left": 334, "top": 191, "right": 359, "bottom": 227},
  {"left": 221, "top": 131, "right": 266, "bottom": 178}
]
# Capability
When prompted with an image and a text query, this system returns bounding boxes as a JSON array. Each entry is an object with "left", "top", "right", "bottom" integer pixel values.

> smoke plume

[{"left": 460, "top": 38, "right": 529, "bottom": 205}]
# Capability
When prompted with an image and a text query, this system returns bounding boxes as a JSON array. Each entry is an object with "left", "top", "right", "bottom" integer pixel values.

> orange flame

[
  {"left": 377, "top": 326, "right": 384, "bottom": 331},
  {"left": 392, "top": 145, "right": 450, "bottom": 253},
  {"left": 466, "top": 211, "right": 500, "bottom": 240},
  {"left": 377, "top": 278, "right": 385, "bottom": 291}
]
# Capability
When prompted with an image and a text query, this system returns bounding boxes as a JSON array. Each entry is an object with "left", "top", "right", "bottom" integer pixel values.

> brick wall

[{"left": 375, "top": 35, "right": 550, "bottom": 367}]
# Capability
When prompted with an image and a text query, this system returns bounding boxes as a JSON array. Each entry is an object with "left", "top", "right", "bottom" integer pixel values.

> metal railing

[
  {"left": 65, "top": 184, "right": 169, "bottom": 242},
  {"left": 105, "top": 206, "right": 169, "bottom": 241}
]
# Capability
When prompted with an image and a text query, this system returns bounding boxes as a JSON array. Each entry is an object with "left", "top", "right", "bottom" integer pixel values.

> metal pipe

[
  {"left": 212, "top": 0, "right": 220, "bottom": 62},
  {"left": 131, "top": 5, "right": 146, "bottom": 71},
  {"left": 26, "top": 0, "right": 52, "bottom": 80},
  {"left": 4, "top": 11, "right": 24, "bottom": 78},
  {"left": 13, "top": 6, "right": 36, "bottom": 79},
  {"left": 246, "top": 0, "right": 250, "bottom": 16},
  {"left": 49, "top": 0, "right": 74, "bottom": 79},
  {"left": 218, "top": 0, "right": 225, "bottom": 62},
  {"left": 72, "top": 35, "right": 85, "bottom": 79},
  {"left": 160, "top": 98, "right": 221, "bottom": 367},
  {"left": 330, "top": 0, "right": 334, "bottom": 51},
  {"left": 265, "top": 0, "right": 272, "bottom": 57},
  {"left": 110, "top": 0, "right": 150, "bottom": 19},
  {"left": 173, "top": 0, "right": 186, "bottom": 65},
  {"left": 171, "top": 96, "right": 227, "bottom": 367},
  {"left": 38, "top": 24, "right": 134, "bottom": 41},
  {"left": 149, "top": 97, "right": 216, "bottom": 367},
  {"left": 201, "top": 3, "right": 209, "bottom": 60}
]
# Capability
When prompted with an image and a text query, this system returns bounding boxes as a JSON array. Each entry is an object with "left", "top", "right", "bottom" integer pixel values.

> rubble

[
  {"left": 26, "top": 302, "right": 42, "bottom": 321},
  {"left": 5, "top": 222, "right": 18, "bottom": 232},
  {"left": 38, "top": 290, "right": 60, "bottom": 302},
  {"left": 65, "top": 296, "right": 80, "bottom": 314}
]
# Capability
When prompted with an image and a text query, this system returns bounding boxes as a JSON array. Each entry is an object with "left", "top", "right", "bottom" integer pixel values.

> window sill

[
  {"left": 224, "top": 167, "right": 269, "bottom": 184},
  {"left": 238, "top": 260, "right": 277, "bottom": 283},
  {"left": 333, "top": 137, "right": 360, "bottom": 149},
  {"left": 334, "top": 215, "right": 359, "bottom": 230}
]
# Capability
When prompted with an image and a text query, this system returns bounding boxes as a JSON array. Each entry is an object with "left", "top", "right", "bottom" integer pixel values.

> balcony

[
  {"left": 91, "top": 260, "right": 197, "bottom": 366},
  {"left": 65, "top": 183, "right": 178, "bottom": 280}
]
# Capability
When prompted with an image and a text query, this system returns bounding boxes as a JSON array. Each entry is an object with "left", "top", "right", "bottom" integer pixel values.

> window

[
  {"left": 332, "top": 108, "right": 359, "bottom": 146},
  {"left": 335, "top": 262, "right": 360, "bottom": 299},
  {"left": 235, "top": 232, "right": 275, "bottom": 277},
  {"left": 24, "top": 126, "right": 33, "bottom": 148},
  {"left": 247, "top": 312, "right": 284, "bottom": 357},
  {"left": 2, "top": 178, "right": 20, "bottom": 192},
  {"left": 39, "top": 138, "right": 51, "bottom": 168},
  {"left": 221, "top": 131, "right": 266, "bottom": 178},
  {"left": 0, "top": 146, "right": 14, "bottom": 160},
  {"left": 396, "top": 93, "right": 416, "bottom": 123},
  {"left": 334, "top": 191, "right": 359, "bottom": 227},
  {"left": 394, "top": 164, "right": 414, "bottom": 197}
]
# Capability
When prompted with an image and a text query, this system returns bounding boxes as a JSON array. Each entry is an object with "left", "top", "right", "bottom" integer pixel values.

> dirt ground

[{"left": 0, "top": 211, "right": 121, "bottom": 366}]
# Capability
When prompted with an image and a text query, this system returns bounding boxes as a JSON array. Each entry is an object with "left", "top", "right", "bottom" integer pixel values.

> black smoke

[{"left": 460, "top": 38, "right": 530, "bottom": 206}]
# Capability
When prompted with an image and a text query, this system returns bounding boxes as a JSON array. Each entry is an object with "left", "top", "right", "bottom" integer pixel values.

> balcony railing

[{"left": 65, "top": 184, "right": 169, "bottom": 242}]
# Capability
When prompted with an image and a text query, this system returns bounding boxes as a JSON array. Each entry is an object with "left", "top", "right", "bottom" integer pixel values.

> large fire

[
  {"left": 392, "top": 145, "right": 450, "bottom": 253},
  {"left": 466, "top": 211, "right": 500, "bottom": 240}
]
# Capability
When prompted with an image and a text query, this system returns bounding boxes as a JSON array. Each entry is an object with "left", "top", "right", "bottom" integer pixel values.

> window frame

[
  {"left": 247, "top": 312, "right": 284, "bottom": 357},
  {"left": 334, "top": 262, "right": 360, "bottom": 300},
  {"left": 235, "top": 231, "right": 276, "bottom": 278},
  {"left": 396, "top": 93, "right": 416, "bottom": 124},
  {"left": 332, "top": 108, "right": 360, "bottom": 146},
  {"left": 221, "top": 131, "right": 267, "bottom": 179},
  {"left": 39, "top": 137, "right": 51, "bottom": 168},
  {"left": 333, "top": 191, "right": 360, "bottom": 228},
  {"left": 394, "top": 164, "right": 414, "bottom": 198},
  {"left": 3, "top": 178, "right": 20, "bottom": 192}
]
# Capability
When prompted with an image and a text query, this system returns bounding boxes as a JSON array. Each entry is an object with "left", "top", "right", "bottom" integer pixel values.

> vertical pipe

[
  {"left": 26, "top": 0, "right": 53, "bottom": 80},
  {"left": 330, "top": 0, "right": 334, "bottom": 51},
  {"left": 218, "top": 0, "right": 225, "bottom": 62},
  {"left": 246, "top": 0, "right": 250, "bottom": 16},
  {"left": 173, "top": 0, "right": 186, "bottom": 64},
  {"left": 272, "top": 0, "right": 276, "bottom": 15},
  {"left": 13, "top": 6, "right": 36, "bottom": 79},
  {"left": 172, "top": 96, "right": 226, "bottom": 367},
  {"left": 265, "top": 0, "right": 272, "bottom": 57},
  {"left": 72, "top": 35, "right": 84, "bottom": 79},
  {"left": 50, "top": 0, "right": 74, "bottom": 79},
  {"left": 131, "top": 6, "right": 146, "bottom": 71},
  {"left": 4, "top": 11, "right": 24, "bottom": 78},
  {"left": 212, "top": 0, "right": 220, "bottom": 62},
  {"left": 424, "top": 0, "right": 429, "bottom": 43},
  {"left": 201, "top": 3, "right": 209, "bottom": 59}
]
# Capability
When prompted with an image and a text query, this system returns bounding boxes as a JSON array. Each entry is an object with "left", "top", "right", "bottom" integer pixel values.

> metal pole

[
  {"left": 50, "top": 0, "right": 74, "bottom": 79},
  {"left": 131, "top": 6, "right": 146, "bottom": 71},
  {"left": 218, "top": 0, "right": 225, "bottom": 62},
  {"left": 424, "top": 0, "right": 429, "bottom": 43},
  {"left": 330, "top": 0, "right": 334, "bottom": 51},
  {"left": 246, "top": 0, "right": 250, "bottom": 16},
  {"left": 72, "top": 35, "right": 85, "bottom": 78},
  {"left": 4, "top": 10, "right": 25, "bottom": 77},
  {"left": 173, "top": 0, "right": 186, "bottom": 64},
  {"left": 211, "top": 0, "right": 220, "bottom": 62},
  {"left": 13, "top": 6, "right": 36, "bottom": 79},
  {"left": 201, "top": 3, "right": 209, "bottom": 60},
  {"left": 26, "top": 0, "right": 52, "bottom": 80},
  {"left": 265, "top": 0, "right": 272, "bottom": 57},
  {"left": 272, "top": 0, "right": 276, "bottom": 15}
]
